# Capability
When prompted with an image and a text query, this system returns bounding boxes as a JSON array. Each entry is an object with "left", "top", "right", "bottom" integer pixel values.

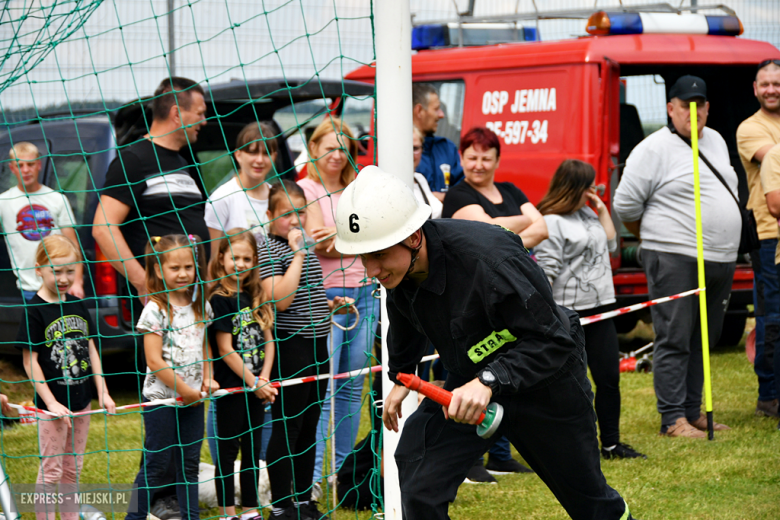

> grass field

[{"left": 1, "top": 322, "right": 779, "bottom": 520}]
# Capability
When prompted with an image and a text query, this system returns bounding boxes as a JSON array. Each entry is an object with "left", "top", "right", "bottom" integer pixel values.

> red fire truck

[{"left": 345, "top": 7, "right": 780, "bottom": 345}]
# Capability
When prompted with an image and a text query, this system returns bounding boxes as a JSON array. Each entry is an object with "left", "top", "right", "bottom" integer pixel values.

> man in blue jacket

[{"left": 413, "top": 83, "right": 464, "bottom": 201}]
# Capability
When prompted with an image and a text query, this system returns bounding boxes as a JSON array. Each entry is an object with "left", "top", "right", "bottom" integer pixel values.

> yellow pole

[{"left": 690, "top": 101, "right": 714, "bottom": 440}]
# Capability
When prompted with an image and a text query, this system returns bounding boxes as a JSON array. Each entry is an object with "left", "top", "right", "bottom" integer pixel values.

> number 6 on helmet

[{"left": 334, "top": 165, "right": 431, "bottom": 255}]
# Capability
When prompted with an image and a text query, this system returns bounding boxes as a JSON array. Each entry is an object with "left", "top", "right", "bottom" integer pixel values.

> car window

[
  {"left": 424, "top": 80, "right": 466, "bottom": 147},
  {"left": 48, "top": 153, "right": 94, "bottom": 225},
  {"left": 341, "top": 96, "right": 374, "bottom": 156},
  {"left": 198, "top": 149, "right": 236, "bottom": 195},
  {"left": 275, "top": 99, "right": 333, "bottom": 132},
  {"left": 275, "top": 99, "right": 333, "bottom": 153}
]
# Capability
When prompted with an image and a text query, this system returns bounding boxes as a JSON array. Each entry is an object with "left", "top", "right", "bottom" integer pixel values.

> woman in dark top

[
  {"left": 441, "top": 127, "right": 544, "bottom": 481},
  {"left": 442, "top": 127, "right": 548, "bottom": 248}
]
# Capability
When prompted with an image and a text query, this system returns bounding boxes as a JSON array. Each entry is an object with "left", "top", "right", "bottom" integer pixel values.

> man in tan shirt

[{"left": 737, "top": 59, "right": 780, "bottom": 420}]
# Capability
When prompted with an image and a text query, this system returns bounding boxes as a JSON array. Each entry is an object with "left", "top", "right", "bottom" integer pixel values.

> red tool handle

[{"left": 397, "top": 372, "right": 486, "bottom": 424}]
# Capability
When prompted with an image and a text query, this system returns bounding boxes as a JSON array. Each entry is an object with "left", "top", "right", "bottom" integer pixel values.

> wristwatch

[{"left": 478, "top": 367, "right": 500, "bottom": 395}]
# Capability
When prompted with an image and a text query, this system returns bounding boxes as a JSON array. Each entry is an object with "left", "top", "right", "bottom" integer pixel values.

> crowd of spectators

[{"left": 4, "top": 63, "right": 780, "bottom": 519}]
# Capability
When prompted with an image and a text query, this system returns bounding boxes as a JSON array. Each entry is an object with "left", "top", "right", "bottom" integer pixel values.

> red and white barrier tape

[
  {"left": 578, "top": 287, "right": 702, "bottom": 326},
  {"left": 7, "top": 288, "right": 701, "bottom": 419},
  {"left": 6, "top": 354, "right": 442, "bottom": 419}
]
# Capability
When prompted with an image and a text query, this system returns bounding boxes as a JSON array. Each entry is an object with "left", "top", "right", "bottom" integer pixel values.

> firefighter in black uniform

[{"left": 333, "top": 166, "right": 637, "bottom": 520}]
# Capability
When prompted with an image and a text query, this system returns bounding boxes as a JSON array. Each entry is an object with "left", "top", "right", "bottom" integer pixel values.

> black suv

[{"left": 0, "top": 77, "right": 374, "bottom": 355}]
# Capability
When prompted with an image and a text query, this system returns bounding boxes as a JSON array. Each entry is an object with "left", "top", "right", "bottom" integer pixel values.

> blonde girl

[
  {"left": 207, "top": 228, "right": 276, "bottom": 520},
  {"left": 127, "top": 234, "right": 217, "bottom": 520},
  {"left": 15, "top": 234, "right": 115, "bottom": 520}
]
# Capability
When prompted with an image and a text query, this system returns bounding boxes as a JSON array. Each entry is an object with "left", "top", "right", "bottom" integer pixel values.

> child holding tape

[
  {"left": 127, "top": 234, "right": 217, "bottom": 520},
  {"left": 15, "top": 234, "right": 115, "bottom": 520},
  {"left": 207, "top": 228, "right": 277, "bottom": 520}
]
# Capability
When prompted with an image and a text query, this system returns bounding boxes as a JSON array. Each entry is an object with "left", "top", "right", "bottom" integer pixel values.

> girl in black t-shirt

[
  {"left": 207, "top": 229, "right": 276, "bottom": 520},
  {"left": 16, "top": 235, "right": 115, "bottom": 511}
]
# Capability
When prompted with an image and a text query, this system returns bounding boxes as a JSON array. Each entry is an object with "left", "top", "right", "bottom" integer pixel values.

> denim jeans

[
  {"left": 312, "top": 284, "right": 379, "bottom": 482},
  {"left": 753, "top": 240, "right": 778, "bottom": 401},
  {"left": 127, "top": 402, "right": 204, "bottom": 520}
]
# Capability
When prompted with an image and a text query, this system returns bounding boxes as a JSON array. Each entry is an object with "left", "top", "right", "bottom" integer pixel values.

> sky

[{"left": 0, "top": 0, "right": 777, "bottom": 125}]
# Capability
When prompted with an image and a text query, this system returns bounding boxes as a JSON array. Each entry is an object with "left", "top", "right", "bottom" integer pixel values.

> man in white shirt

[
  {"left": 0, "top": 142, "right": 83, "bottom": 300},
  {"left": 614, "top": 76, "right": 739, "bottom": 438}
]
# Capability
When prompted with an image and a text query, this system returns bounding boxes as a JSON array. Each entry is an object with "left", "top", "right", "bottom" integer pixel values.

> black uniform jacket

[{"left": 387, "top": 219, "right": 581, "bottom": 395}]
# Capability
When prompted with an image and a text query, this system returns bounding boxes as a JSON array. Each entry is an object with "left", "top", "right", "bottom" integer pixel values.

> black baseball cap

[{"left": 668, "top": 75, "right": 707, "bottom": 101}]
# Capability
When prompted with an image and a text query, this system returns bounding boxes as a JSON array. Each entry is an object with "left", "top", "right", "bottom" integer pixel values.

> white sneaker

[{"left": 310, "top": 482, "right": 322, "bottom": 501}]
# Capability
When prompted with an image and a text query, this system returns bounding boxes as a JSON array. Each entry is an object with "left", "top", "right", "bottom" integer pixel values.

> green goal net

[{"left": 0, "top": 1, "right": 381, "bottom": 519}]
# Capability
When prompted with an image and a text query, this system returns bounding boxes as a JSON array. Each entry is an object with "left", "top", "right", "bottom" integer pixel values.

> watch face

[{"left": 481, "top": 369, "right": 496, "bottom": 382}]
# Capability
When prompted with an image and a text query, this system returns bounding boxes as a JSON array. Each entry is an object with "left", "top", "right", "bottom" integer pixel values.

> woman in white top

[
  {"left": 297, "top": 117, "right": 379, "bottom": 486},
  {"left": 205, "top": 122, "right": 277, "bottom": 255},
  {"left": 412, "top": 127, "right": 443, "bottom": 219},
  {"left": 535, "top": 159, "right": 645, "bottom": 460}
]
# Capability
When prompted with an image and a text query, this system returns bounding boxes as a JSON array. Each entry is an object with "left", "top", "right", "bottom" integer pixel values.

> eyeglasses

[
  {"left": 413, "top": 146, "right": 423, "bottom": 152},
  {"left": 758, "top": 59, "right": 780, "bottom": 71}
]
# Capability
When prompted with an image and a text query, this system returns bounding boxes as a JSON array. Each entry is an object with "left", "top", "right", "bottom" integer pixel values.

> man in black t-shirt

[
  {"left": 93, "top": 77, "right": 209, "bottom": 313},
  {"left": 91, "top": 77, "right": 209, "bottom": 510}
]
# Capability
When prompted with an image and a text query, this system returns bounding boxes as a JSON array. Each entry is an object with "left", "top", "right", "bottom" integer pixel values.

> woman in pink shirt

[{"left": 297, "top": 117, "right": 378, "bottom": 487}]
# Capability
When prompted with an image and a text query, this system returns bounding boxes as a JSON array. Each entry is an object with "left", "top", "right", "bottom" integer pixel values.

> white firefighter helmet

[{"left": 334, "top": 165, "right": 431, "bottom": 255}]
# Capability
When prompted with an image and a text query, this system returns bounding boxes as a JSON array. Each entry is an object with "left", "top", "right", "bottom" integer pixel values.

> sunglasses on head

[{"left": 758, "top": 59, "right": 780, "bottom": 70}]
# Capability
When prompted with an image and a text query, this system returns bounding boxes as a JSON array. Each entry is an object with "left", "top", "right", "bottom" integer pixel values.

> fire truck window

[
  {"left": 423, "top": 80, "right": 466, "bottom": 147},
  {"left": 622, "top": 75, "right": 667, "bottom": 136}
]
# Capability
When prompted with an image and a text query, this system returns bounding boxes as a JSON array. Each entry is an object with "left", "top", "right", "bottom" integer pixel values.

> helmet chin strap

[{"left": 400, "top": 232, "right": 423, "bottom": 277}]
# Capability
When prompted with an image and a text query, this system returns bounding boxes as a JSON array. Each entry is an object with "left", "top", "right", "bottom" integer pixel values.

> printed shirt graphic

[
  {"left": 14, "top": 295, "right": 95, "bottom": 411},
  {"left": 535, "top": 207, "right": 617, "bottom": 311},
  {"left": 137, "top": 300, "right": 213, "bottom": 400},
  {"left": 0, "top": 185, "right": 76, "bottom": 291},
  {"left": 17, "top": 204, "right": 56, "bottom": 239},
  {"left": 210, "top": 292, "right": 267, "bottom": 389}
]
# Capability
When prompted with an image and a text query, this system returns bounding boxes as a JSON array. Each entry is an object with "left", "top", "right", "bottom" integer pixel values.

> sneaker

[
  {"left": 297, "top": 501, "right": 330, "bottom": 520},
  {"left": 601, "top": 443, "right": 647, "bottom": 460},
  {"left": 660, "top": 417, "right": 706, "bottom": 439},
  {"left": 310, "top": 482, "right": 322, "bottom": 502},
  {"left": 688, "top": 413, "right": 731, "bottom": 431},
  {"left": 149, "top": 495, "right": 181, "bottom": 520},
  {"left": 268, "top": 508, "right": 295, "bottom": 519},
  {"left": 756, "top": 399, "right": 780, "bottom": 418},
  {"left": 485, "top": 456, "right": 534, "bottom": 474},
  {"left": 463, "top": 460, "right": 498, "bottom": 484}
]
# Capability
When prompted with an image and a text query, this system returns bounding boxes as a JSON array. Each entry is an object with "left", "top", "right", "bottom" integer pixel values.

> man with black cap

[{"left": 614, "top": 75, "right": 739, "bottom": 438}]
